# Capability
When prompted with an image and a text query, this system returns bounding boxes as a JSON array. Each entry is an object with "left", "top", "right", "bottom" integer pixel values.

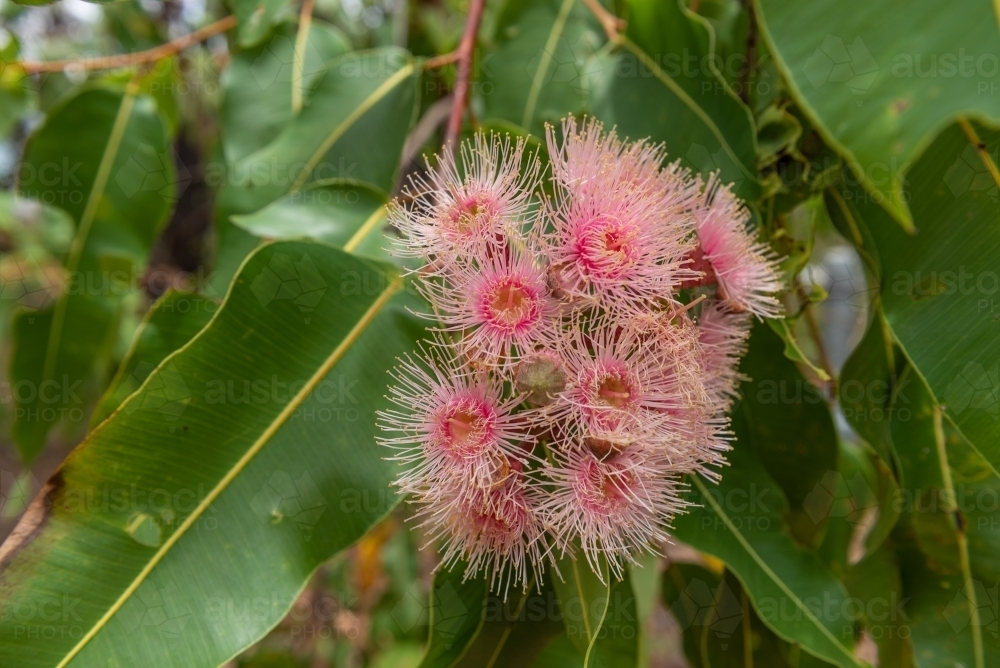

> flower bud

[
  {"left": 514, "top": 350, "right": 567, "bottom": 406},
  {"left": 583, "top": 435, "right": 627, "bottom": 460}
]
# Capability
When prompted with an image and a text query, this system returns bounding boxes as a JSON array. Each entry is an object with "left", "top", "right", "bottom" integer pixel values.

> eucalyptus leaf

[
  {"left": 755, "top": 0, "right": 1000, "bottom": 229},
  {"left": 481, "top": 0, "right": 606, "bottom": 135},
  {"left": 828, "top": 121, "right": 1000, "bottom": 476},
  {"left": 212, "top": 47, "right": 418, "bottom": 293},
  {"left": 10, "top": 84, "right": 175, "bottom": 460},
  {"left": 0, "top": 241, "right": 426, "bottom": 667}
]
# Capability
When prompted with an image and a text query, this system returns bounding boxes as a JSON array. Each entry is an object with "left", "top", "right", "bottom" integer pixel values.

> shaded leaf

[
  {"left": 590, "top": 0, "right": 760, "bottom": 202},
  {"left": 830, "top": 121, "right": 1000, "bottom": 475},
  {"left": 212, "top": 48, "right": 418, "bottom": 293},
  {"left": 11, "top": 84, "right": 175, "bottom": 460},
  {"left": 673, "top": 435, "right": 863, "bottom": 666},
  {"left": 755, "top": 0, "right": 1000, "bottom": 228}
]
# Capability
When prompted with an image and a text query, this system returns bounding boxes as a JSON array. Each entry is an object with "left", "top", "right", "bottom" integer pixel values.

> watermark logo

[
  {"left": 250, "top": 470, "right": 327, "bottom": 540},
  {"left": 0, "top": 252, "right": 61, "bottom": 312},
  {"left": 117, "top": 582, "right": 192, "bottom": 650},
  {"left": 123, "top": 361, "right": 192, "bottom": 425},
  {"left": 1, "top": 469, "right": 39, "bottom": 519},
  {"left": 803, "top": 36, "right": 878, "bottom": 101},
  {"left": 250, "top": 34, "right": 326, "bottom": 91},
  {"left": 803, "top": 470, "right": 877, "bottom": 525},
  {"left": 946, "top": 580, "right": 999, "bottom": 637},
  {"left": 944, "top": 144, "right": 1000, "bottom": 202},
  {"left": 944, "top": 361, "right": 999, "bottom": 421},
  {"left": 684, "top": 143, "right": 744, "bottom": 195},
  {"left": 667, "top": 578, "right": 743, "bottom": 649},
  {"left": 114, "top": 144, "right": 191, "bottom": 203},
  {"left": 250, "top": 252, "right": 327, "bottom": 322}
]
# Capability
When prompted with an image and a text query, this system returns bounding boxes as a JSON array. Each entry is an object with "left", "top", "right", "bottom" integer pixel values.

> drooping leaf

[
  {"left": 755, "top": 0, "right": 1000, "bottom": 229},
  {"left": 837, "top": 313, "right": 905, "bottom": 559},
  {"left": 828, "top": 121, "right": 1000, "bottom": 475},
  {"left": 843, "top": 544, "right": 914, "bottom": 668},
  {"left": 451, "top": 581, "right": 567, "bottom": 668},
  {"left": 0, "top": 241, "right": 426, "bottom": 667},
  {"left": 737, "top": 320, "right": 838, "bottom": 544},
  {"left": 590, "top": 0, "right": 760, "bottom": 202},
  {"left": 10, "top": 84, "right": 175, "bottom": 460},
  {"left": 91, "top": 290, "right": 218, "bottom": 427}
]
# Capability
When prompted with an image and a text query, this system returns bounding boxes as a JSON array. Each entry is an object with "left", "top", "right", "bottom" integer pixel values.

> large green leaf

[
  {"left": 673, "top": 414, "right": 863, "bottom": 667},
  {"left": 827, "top": 121, "right": 1000, "bottom": 475},
  {"left": 755, "top": 0, "right": 1000, "bottom": 229},
  {"left": 90, "top": 290, "right": 217, "bottom": 427},
  {"left": 590, "top": 0, "right": 760, "bottom": 202},
  {"left": 0, "top": 241, "right": 425, "bottom": 667},
  {"left": 211, "top": 48, "right": 418, "bottom": 293},
  {"left": 481, "top": 0, "right": 606, "bottom": 136},
  {"left": 10, "top": 84, "right": 175, "bottom": 460}
]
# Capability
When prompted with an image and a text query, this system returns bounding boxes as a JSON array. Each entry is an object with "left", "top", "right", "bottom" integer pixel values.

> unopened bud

[
  {"left": 584, "top": 435, "right": 627, "bottom": 460},
  {"left": 678, "top": 245, "right": 716, "bottom": 290},
  {"left": 514, "top": 351, "right": 567, "bottom": 406}
]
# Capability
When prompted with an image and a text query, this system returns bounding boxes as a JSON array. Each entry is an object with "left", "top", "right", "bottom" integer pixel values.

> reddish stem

[{"left": 444, "top": 0, "right": 486, "bottom": 152}]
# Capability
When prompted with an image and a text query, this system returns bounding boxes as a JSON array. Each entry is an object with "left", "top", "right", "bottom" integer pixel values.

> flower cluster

[{"left": 378, "top": 119, "right": 781, "bottom": 592}]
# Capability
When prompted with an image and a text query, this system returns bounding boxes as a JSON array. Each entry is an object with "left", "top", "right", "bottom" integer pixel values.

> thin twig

[
  {"left": 738, "top": 0, "right": 757, "bottom": 104},
  {"left": 292, "top": 0, "right": 316, "bottom": 114},
  {"left": 581, "top": 0, "right": 626, "bottom": 42},
  {"left": 17, "top": 16, "right": 236, "bottom": 74},
  {"left": 424, "top": 51, "right": 460, "bottom": 69},
  {"left": 444, "top": 0, "right": 486, "bottom": 152},
  {"left": 796, "top": 281, "right": 837, "bottom": 390},
  {"left": 19, "top": 15, "right": 237, "bottom": 74}
]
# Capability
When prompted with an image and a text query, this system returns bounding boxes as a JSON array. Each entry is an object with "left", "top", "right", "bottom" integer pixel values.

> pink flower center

[
  {"left": 434, "top": 397, "right": 495, "bottom": 458},
  {"left": 574, "top": 361, "right": 641, "bottom": 432},
  {"left": 443, "top": 195, "right": 497, "bottom": 239},
  {"left": 576, "top": 457, "right": 634, "bottom": 514},
  {"left": 575, "top": 216, "right": 638, "bottom": 279},
  {"left": 480, "top": 277, "right": 540, "bottom": 331}
]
